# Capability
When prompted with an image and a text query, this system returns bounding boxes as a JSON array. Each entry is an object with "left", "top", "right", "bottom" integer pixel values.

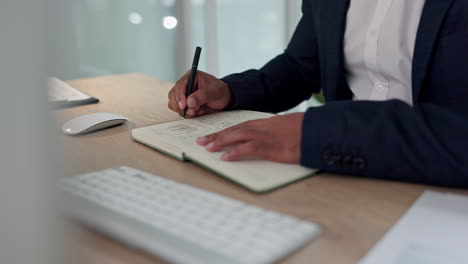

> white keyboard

[{"left": 58, "top": 167, "right": 322, "bottom": 264}]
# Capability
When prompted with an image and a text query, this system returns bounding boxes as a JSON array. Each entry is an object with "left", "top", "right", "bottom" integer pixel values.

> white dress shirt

[{"left": 344, "top": 0, "right": 426, "bottom": 105}]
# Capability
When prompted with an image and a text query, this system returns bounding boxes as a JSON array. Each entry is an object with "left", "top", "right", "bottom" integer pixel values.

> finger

[
  {"left": 197, "top": 121, "right": 254, "bottom": 146},
  {"left": 168, "top": 89, "right": 182, "bottom": 114},
  {"left": 184, "top": 109, "right": 198, "bottom": 119},
  {"left": 168, "top": 86, "right": 178, "bottom": 106},
  {"left": 205, "top": 128, "right": 257, "bottom": 152},
  {"left": 196, "top": 108, "right": 205, "bottom": 117},
  {"left": 195, "top": 106, "right": 217, "bottom": 117},
  {"left": 184, "top": 104, "right": 205, "bottom": 119},
  {"left": 187, "top": 109, "right": 197, "bottom": 116},
  {"left": 186, "top": 88, "right": 209, "bottom": 111},
  {"left": 221, "top": 141, "right": 267, "bottom": 161},
  {"left": 168, "top": 87, "right": 174, "bottom": 100},
  {"left": 197, "top": 126, "right": 240, "bottom": 146},
  {"left": 183, "top": 101, "right": 211, "bottom": 119},
  {"left": 168, "top": 99, "right": 179, "bottom": 113},
  {"left": 175, "top": 71, "right": 191, "bottom": 110}
]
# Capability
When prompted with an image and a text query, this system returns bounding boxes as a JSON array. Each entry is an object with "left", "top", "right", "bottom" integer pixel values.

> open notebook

[{"left": 132, "top": 110, "right": 318, "bottom": 193}]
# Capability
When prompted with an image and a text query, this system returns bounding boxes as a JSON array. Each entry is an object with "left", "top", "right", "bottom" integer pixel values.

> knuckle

[
  {"left": 243, "top": 143, "right": 257, "bottom": 154},
  {"left": 253, "top": 141, "right": 265, "bottom": 151},
  {"left": 264, "top": 145, "right": 277, "bottom": 160},
  {"left": 213, "top": 134, "right": 224, "bottom": 145},
  {"left": 244, "top": 120, "right": 259, "bottom": 128},
  {"left": 233, "top": 126, "right": 253, "bottom": 139},
  {"left": 236, "top": 128, "right": 253, "bottom": 140},
  {"left": 178, "top": 89, "right": 186, "bottom": 98},
  {"left": 243, "top": 128, "right": 257, "bottom": 139},
  {"left": 168, "top": 102, "right": 177, "bottom": 112},
  {"left": 205, "top": 134, "right": 215, "bottom": 142}
]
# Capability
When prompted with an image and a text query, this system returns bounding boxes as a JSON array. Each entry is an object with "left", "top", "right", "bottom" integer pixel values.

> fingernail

[
  {"left": 206, "top": 142, "right": 216, "bottom": 150},
  {"left": 197, "top": 136, "right": 207, "bottom": 143},
  {"left": 221, "top": 152, "right": 231, "bottom": 160},
  {"left": 187, "top": 97, "right": 196, "bottom": 108},
  {"left": 178, "top": 101, "right": 184, "bottom": 110}
]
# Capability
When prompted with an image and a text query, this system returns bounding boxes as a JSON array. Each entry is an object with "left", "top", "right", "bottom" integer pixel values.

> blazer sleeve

[
  {"left": 222, "top": 1, "right": 321, "bottom": 113},
  {"left": 301, "top": 99, "right": 468, "bottom": 188}
]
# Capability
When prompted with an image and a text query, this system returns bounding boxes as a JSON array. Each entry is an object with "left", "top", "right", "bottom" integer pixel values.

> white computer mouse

[{"left": 62, "top": 113, "right": 128, "bottom": 135}]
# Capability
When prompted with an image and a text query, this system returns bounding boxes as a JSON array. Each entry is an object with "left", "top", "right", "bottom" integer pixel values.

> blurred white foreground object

[
  {"left": 48, "top": 77, "right": 99, "bottom": 108},
  {"left": 0, "top": 1, "right": 73, "bottom": 264},
  {"left": 360, "top": 191, "right": 468, "bottom": 264}
]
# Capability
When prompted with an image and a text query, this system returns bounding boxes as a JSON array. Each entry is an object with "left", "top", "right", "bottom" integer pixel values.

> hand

[
  {"left": 197, "top": 113, "right": 304, "bottom": 163},
  {"left": 168, "top": 70, "right": 233, "bottom": 118}
]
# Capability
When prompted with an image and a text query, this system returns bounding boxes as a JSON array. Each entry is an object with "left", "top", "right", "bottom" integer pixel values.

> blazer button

[
  {"left": 352, "top": 157, "right": 366, "bottom": 169},
  {"left": 322, "top": 152, "right": 335, "bottom": 166},
  {"left": 323, "top": 151, "right": 331, "bottom": 159},
  {"left": 343, "top": 155, "right": 353, "bottom": 169},
  {"left": 323, "top": 151, "right": 344, "bottom": 168},
  {"left": 330, "top": 156, "right": 343, "bottom": 168}
]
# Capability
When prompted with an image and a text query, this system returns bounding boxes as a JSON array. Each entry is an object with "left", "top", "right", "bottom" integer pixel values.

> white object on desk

[
  {"left": 360, "top": 190, "right": 468, "bottom": 264},
  {"left": 62, "top": 113, "right": 128, "bottom": 135},
  {"left": 48, "top": 77, "right": 99, "bottom": 108},
  {"left": 57, "top": 166, "right": 322, "bottom": 264}
]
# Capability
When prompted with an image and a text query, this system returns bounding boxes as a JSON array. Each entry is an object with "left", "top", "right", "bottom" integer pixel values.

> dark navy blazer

[{"left": 222, "top": 0, "right": 468, "bottom": 188}]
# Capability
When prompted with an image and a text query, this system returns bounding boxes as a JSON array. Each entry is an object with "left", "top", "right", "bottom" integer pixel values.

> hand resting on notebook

[{"left": 196, "top": 113, "right": 304, "bottom": 163}]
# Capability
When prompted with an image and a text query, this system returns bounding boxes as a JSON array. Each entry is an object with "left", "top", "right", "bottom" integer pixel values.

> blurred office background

[
  {"left": 52, "top": 0, "right": 322, "bottom": 111},
  {"left": 56, "top": 0, "right": 302, "bottom": 82}
]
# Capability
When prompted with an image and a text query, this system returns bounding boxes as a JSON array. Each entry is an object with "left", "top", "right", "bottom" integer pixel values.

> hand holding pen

[{"left": 168, "top": 47, "right": 233, "bottom": 119}]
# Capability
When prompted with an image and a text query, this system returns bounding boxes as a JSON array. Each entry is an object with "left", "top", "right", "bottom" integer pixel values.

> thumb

[{"left": 187, "top": 89, "right": 209, "bottom": 110}]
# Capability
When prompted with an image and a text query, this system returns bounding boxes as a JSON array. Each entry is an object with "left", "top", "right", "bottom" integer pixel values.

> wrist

[{"left": 220, "top": 80, "right": 237, "bottom": 110}]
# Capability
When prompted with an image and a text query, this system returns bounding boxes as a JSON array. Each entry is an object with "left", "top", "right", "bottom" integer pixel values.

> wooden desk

[{"left": 55, "top": 73, "right": 467, "bottom": 264}]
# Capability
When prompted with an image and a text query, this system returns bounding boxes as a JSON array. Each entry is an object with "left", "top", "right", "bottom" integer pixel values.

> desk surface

[{"left": 55, "top": 73, "right": 467, "bottom": 264}]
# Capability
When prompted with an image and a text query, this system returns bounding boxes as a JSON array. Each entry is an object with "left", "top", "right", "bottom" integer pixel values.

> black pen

[{"left": 183, "top": 47, "right": 202, "bottom": 118}]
